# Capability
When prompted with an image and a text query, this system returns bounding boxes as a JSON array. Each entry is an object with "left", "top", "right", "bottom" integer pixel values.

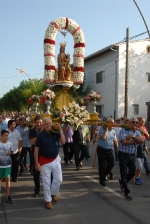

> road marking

[{"left": 85, "top": 176, "right": 124, "bottom": 199}]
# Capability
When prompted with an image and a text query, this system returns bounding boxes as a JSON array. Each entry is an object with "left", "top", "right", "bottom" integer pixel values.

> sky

[{"left": 0, "top": 0, "right": 150, "bottom": 97}]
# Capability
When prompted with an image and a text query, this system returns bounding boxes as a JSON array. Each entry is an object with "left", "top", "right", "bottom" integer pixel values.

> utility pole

[{"left": 124, "top": 28, "right": 129, "bottom": 117}]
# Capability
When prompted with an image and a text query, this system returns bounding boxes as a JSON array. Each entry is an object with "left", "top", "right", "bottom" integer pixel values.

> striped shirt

[{"left": 119, "top": 128, "right": 141, "bottom": 154}]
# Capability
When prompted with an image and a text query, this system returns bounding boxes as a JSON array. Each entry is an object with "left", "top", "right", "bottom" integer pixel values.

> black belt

[
  {"left": 119, "top": 151, "right": 135, "bottom": 156},
  {"left": 98, "top": 146, "right": 112, "bottom": 151}
]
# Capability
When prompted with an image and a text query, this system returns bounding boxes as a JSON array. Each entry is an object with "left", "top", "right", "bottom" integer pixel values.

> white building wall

[
  {"left": 118, "top": 40, "right": 150, "bottom": 119},
  {"left": 85, "top": 39, "right": 150, "bottom": 120},
  {"left": 85, "top": 50, "right": 118, "bottom": 117}
]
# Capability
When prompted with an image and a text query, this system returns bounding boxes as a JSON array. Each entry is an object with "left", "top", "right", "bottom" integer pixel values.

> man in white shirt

[{"left": 8, "top": 120, "right": 22, "bottom": 182}]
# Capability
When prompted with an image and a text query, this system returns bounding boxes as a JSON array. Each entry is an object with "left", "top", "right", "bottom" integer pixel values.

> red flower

[{"left": 28, "top": 99, "right": 33, "bottom": 104}]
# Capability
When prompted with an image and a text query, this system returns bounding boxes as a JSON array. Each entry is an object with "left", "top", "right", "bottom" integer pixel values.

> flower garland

[
  {"left": 85, "top": 91, "right": 102, "bottom": 102},
  {"left": 44, "top": 17, "right": 85, "bottom": 84},
  {"left": 60, "top": 101, "right": 90, "bottom": 130}
]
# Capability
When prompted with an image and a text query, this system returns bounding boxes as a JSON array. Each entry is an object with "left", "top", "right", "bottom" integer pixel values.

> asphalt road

[{"left": 1, "top": 141, "right": 150, "bottom": 224}]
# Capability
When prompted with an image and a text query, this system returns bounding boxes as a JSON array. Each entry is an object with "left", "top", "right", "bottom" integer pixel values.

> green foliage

[
  {"left": 0, "top": 75, "right": 90, "bottom": 113},
  {"left": 0, "top": 79, "right": 47, "bottom": 113}
]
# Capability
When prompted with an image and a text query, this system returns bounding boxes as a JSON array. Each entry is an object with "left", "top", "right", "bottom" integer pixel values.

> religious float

[{"left": 29, "top": 17, "right": 101, "bottom": 128}]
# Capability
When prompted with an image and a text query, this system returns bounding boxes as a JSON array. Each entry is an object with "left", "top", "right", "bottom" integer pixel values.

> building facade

[{"left": 85, "top": 38, "right": 150, "bottom": 120}]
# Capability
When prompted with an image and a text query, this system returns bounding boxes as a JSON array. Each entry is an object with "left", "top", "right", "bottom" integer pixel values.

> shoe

[
  {"left": 11, "top": 178, "right": 18, "bottom": 182},
  {"left": 45, "top": 202, "right": 52, "bottom": 209},
  {"left": 6, "top": 196, "right": 13, "bottom": 204},
  {"left": 33, "top": 192, "right": 39, "bottom": 198},
  {"left": 125, "top": 194, "right": 132, "bottom": 201},
  {"left": 135, "top": 177, "right": 142, "bottom": 185},
  {"left": 146, "top": 170, "right": 150, "bottom": 175},
  {"left": 100, "top": 181, "right": 106, "bottom": 187},
  {"left": 80, "top": 162, "right": 83, "bottom": 167},
  {"left": 105, "top": 175, "right": 109, "bottom": 181},
  {"left": 25, "top": 165, "right": 29, "bottom": 170},
  {"left": 109, "top": 172, "right": 114, "bottom": 180},
  {"left": 52, "top": 195, "right": 58, "bottom": 202},
  {"left": 69, "top": 160, "right": 73, "bottom": 163},
  {"left": 76, "top": 165, "right": 81, "bottom": 171},
  {"left": 118, "top": 178, "right": 124, "bottom": 192}
]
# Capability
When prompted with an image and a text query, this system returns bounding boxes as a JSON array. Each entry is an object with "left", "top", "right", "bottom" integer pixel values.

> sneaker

[
  {"left": 118, "top": 178, "right": 124, "bottom": 192},
  {"left": 6, "top": 196, "right": 13, "bottom": 204},
  {"left": 135, "top": 177, "right": 142, "bottom": 185},
  {"left": 125, "top": 194, "right": 132, "bottom": 201},
  {"left": 109, "top": 172, "right": 114, "bottom": 180},
  {"left": 33, "top": 192, "right": 39, "bottom": 198},
  {"left": 105, "top": 175, "right": 109, "bottom": 181}
]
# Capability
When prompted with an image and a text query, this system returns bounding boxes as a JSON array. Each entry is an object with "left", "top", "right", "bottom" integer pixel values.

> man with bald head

[
  {"left": 34, "top": 118, "right": 65, "bottom": 209},
  {"left": 97, "top": 118, "right": 118, "bottom": 187},
  {"left": 119, "top": 117, "right": 144, "bottom": 200}
]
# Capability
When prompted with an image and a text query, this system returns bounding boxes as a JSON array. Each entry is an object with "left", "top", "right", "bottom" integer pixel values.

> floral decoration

[
  {"left": 85, "top": 91, "right": 102, "bottom": 102},
  {"left": 28, "top": 95, "right": 40, "bottom": 104},
  {"left": 60, "top": 101, "right": 90, "bottom": 130},
  {"left": 44, "top": 17, "right": 85, "bottom": 84},
  {"left": 40, "top": 89, "right": 56, "bottom": 103}
]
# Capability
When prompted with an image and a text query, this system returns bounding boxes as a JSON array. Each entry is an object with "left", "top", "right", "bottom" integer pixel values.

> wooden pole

[{"left": 124, "top": 28, "right": 129, "bottom": 117}]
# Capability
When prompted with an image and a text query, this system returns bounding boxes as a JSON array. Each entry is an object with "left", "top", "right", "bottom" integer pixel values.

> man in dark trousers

[
  {"left": 119, "top": 117, "right": 144, "bottom": 200},
  {"left": 97, "top": 118, "right": 118, "bottom": 187},
  {"left": 29, "top": 116, "right": 43, "bottom": 197}
]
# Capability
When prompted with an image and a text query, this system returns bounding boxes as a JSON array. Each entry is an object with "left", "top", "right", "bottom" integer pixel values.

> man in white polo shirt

[{"left": 8, "top": 120, "right": 22, "bottom": 182}]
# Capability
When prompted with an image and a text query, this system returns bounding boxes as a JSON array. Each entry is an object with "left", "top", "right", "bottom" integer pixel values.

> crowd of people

[{"left": 0, "top": 112, "right": 150, "bottom": 208}]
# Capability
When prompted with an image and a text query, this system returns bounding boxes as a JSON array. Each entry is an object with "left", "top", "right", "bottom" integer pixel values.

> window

[
  {"left": 96, "top": 105, "right": 103, "bottom": 114},
  {"left": 147, "top": 73, "right": 150, "bottom": 82},
  {"left": 96, "top": 71, "right": 104, "bottom": 83},
  {"left": 147, "top": 45, "right": 150, "bottom": 54},
  {"left": 133, "top": 104, "right": 139, "bottom": 115}
]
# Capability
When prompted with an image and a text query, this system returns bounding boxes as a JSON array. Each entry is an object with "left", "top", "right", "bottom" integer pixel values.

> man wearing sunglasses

[{"left": 118, "top": 117, "right": 144, "bottom": 201}]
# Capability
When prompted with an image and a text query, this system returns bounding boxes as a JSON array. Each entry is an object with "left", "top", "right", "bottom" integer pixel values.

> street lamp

[{"left": 133, "top": 0, "right": 150, "bottom": 40}]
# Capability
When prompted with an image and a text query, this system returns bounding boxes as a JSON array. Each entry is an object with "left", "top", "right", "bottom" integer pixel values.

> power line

[
  {"left": 116, "top": 30, "right": 150, "bottom": 44},
  {"left": 130, "top": 64, "right": 146, "bottom": 75},
  {"left": 0, "top": 72, "right": 43, "bottom": 79}
]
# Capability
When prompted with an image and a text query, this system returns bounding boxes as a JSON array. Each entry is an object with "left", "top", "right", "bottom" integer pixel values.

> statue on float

[
  {"left": 57, "top": 43, "right": 72, "bottom": 82},
  {"left": 44, "top": 17, "right": 85, "bottom": 86}
]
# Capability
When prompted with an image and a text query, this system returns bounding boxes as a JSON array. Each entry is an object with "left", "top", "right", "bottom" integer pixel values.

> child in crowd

[{"left": 0, "top": 129, "right": 14, "bottom": 203}]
